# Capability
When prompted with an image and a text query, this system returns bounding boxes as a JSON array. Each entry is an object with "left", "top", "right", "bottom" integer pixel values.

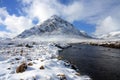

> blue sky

[
  {"left": 0, "top": 0, "right": 120, "bottom": 38},
  {"left": 0, "top": 0, "right": 21, "bottom": 16}
]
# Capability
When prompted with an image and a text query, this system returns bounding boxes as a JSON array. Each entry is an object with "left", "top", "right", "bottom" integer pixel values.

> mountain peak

[
  {"left": 50, "top": 15, "right": 61, "bottom": 19},
  {"left": 50, "top": 15, "right": 60, "bottom": 19},
  {"left": 46, "top": 15, "right": 63, "bottom": 22},
  {"left": 16, "top": 15, "right": 91, "bottom": 39}
]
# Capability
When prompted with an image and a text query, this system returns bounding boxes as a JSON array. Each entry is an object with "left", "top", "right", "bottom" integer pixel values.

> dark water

[{"left": 59, "top": 44, "right": 120, "bottom": 80}]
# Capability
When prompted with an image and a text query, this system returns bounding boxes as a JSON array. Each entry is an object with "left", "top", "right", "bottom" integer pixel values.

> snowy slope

[
  {"left": 16, "top": 15, "right": 91, "bottom": 39},
  {"left": 99, "top": 31, "right": 120, "bottom": 39}
]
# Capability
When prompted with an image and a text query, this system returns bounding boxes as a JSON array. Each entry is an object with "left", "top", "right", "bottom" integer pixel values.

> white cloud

[
  {"left": 91, "top": 1, "right": 120, "bottom": 36},
  {"left": 63, "top": 1, "right": 83, "bottom": 22},
  {"left": 20, "top": 0, "right": 83, "bottom": 22},
  {"left": 20, "top": 0, "right": 59, "bottom": 23},
  {"left": 0, "top": 8, "right": 33, "bottom": 38},
  {"left": 4, "top": 15, "right": 33, "bottom": 33},
  {"left": 0, "top": 7, "right": 8, "bottom": 16},
  {"left": 94, "top": 16, "right": 120, "bottom": 36}
]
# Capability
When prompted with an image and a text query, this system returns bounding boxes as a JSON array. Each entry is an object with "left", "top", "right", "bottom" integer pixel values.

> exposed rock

[
  {"left": 75, "top": 72, "right": 80, "bottom": 76},
  {"left": 57, "top": 73, "right": 67, "bottom": 80},
  {"left": 16, "top": 62, "right": 27, "bottom": 73},
  {"left": 7, "top": 68, "right": 11, "bottom": 70},
  {"left": 28, "top": 62, "right": 33, "bottom": 66},
  {"left": 39, "top": 65, "right": 45, "bottom": 70},
  {"left": 25, "top": 44, "right": 33, "bottom": 48},
  {"left": 15, "top": 58, "right": 20, "bottom": 60}
]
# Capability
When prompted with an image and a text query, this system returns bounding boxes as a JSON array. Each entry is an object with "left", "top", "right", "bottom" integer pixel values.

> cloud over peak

[{"left": 20, "top": 0, "right": 83, "bottom": 23}]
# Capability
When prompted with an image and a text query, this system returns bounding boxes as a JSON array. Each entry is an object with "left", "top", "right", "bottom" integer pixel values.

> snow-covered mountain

[
  {"left": 0, "top": 37, "right": 11, "bottom": 40},
  {"left": 16, "top": 15, "right": 91, "bottom": 39},
  {"left": 79, "top": 30, "right": 92, "bottom": 38},
  {"left": 99, "top": 31, "right": 120, "bottom": 39}
]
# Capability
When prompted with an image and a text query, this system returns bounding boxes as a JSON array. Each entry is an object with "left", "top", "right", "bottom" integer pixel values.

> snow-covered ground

[
  {"left": 0, "top": 39, "right": 90, "bottom": 80},
  {"left": 0, "top": 36, "right": 119, "bottom": 80}
]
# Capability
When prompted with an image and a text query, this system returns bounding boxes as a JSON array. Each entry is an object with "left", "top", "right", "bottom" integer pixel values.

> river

[{"left": 59, "top": 44, "right": 120, "bottom": 80}]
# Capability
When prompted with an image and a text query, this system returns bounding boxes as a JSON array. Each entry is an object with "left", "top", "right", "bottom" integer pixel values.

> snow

[{"left": 0, "top": 40, "right": 90, "bottom": 80}]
